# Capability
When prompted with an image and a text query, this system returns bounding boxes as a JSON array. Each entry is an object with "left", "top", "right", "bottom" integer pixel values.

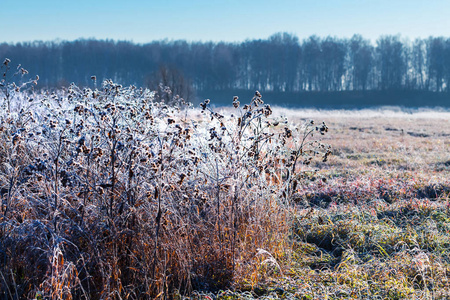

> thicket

[{"left": 0, "top": 59, "right": 330, "bottom": 299}]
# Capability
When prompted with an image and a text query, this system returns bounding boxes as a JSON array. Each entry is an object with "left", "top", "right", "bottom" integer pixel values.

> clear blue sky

[{"left": 1, "top": 0, "right": 450, "bottom": 44}]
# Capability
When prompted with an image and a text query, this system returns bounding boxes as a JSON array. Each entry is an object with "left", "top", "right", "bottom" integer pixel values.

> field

[
  {"left": 256, "top": 108, "right": 450, "bottom": 299},
  {"left": 0, "top": 76, "right": 450, "bottom": 299}
]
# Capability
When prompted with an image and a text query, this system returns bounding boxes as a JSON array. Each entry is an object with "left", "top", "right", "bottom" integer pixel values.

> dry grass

[
  {"left": 227, "top": 111, "right": 450, "bottom": 299},
  {"left": 1, "top": 66, "right": 449, "bottom": 299}
]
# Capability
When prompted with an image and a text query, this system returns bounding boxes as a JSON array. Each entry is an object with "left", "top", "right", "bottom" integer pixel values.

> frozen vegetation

[{"left": 1, "top": 60, "right": 450, "bottom": 299}]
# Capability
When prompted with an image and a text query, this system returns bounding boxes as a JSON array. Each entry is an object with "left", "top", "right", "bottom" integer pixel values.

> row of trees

[{"left": 2, "top": 33, "right": 450, "bottom": 94}]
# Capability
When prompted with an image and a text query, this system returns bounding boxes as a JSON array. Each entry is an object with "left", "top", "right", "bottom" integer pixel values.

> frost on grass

[
  {"left": 1, "top": 60, "right": 449, "bottom": 299},
  {"left": 0, "top": 70, "right": 331, "bottom": 299}
]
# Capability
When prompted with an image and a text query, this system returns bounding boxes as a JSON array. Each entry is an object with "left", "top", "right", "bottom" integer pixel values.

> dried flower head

[
  {"left": 233, "top": 96, "right": 240, "bottom": 108},
  {"left": 264, "top": 104, "right": 272, "bottom": 117}
]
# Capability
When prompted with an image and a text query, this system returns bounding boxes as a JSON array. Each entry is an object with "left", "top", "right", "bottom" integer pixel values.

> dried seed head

[
  {"left": 12, "top": 134, "right": 21, "bottom": 145},
  {"left": 284, "top": 127, "right": 292, "bottom": 138},
  {"left": 97, "top": 186, "right": 104, "bottom": 195},
  {"left": 82, "top": 145, "right": 90, "bottom": 154},
  {"left": 264, "top": 104, "right": 272, "bottom": 117}
]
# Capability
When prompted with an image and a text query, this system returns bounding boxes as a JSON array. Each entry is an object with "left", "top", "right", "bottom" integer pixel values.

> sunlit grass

[{"left": 0, "top": 62, "right": 449, "bottom": 299}]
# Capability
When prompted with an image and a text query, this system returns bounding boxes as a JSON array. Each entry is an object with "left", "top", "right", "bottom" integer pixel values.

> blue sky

[{"left": 1, "top": 0, "right": 450, "bottom": 44}]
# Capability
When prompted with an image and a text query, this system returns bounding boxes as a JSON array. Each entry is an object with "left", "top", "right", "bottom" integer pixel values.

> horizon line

[{"left": 2, "top": 32, "right": 449, "bottom": 46}]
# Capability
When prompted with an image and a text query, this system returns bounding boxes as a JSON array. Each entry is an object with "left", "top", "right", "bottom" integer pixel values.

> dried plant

[
  {"left": 2, "top": 60, "right": 450, "bottom": 299},
  {"left": 0, "top": 62, "right": 331, "bottom": 299}
]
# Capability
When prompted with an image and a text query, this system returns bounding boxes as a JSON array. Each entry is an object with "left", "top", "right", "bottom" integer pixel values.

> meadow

[{"left": 1, "top": 63, "right": 450, "bottom": 299}]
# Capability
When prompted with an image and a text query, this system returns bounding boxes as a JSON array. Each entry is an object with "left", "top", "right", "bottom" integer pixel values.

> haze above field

[{"left": 2, "top": 0, "right": 450, "bottom": 44}]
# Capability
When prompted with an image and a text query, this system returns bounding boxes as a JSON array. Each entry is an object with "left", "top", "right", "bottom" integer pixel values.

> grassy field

[
  {"left": 0, "top": 76, "right": 449, "bottom": 299},
  {"left": 220, "top": 110, "right": 450, "bottom": 299}
]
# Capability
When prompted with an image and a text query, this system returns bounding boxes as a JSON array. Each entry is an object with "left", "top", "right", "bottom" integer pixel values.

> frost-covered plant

[
  {"left": 0, "top": 58, "right": 39, "bottom": 113},
  {"left": 198, "top": 91, "right": 331, "bottom": 202},
  {"left": 0, "top": 72, "right": 330, "bottom": 298}
]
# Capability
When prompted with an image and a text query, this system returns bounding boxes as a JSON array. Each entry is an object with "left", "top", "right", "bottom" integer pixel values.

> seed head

[
  {"left": 12, "top": 134, "right": 21, "bottom": 145},
  {"left": 264, "top": 104, "right": 272, "bottom": 117}
]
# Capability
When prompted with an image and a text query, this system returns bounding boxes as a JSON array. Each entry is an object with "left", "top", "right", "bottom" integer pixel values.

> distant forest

[{"left": 2, "top": 33, "right": 450, "bottom": 107}]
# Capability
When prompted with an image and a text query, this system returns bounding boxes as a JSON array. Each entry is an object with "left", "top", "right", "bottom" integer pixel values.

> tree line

[{"left": 2, "top": 33, "right": 450, "bottom": 100}]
